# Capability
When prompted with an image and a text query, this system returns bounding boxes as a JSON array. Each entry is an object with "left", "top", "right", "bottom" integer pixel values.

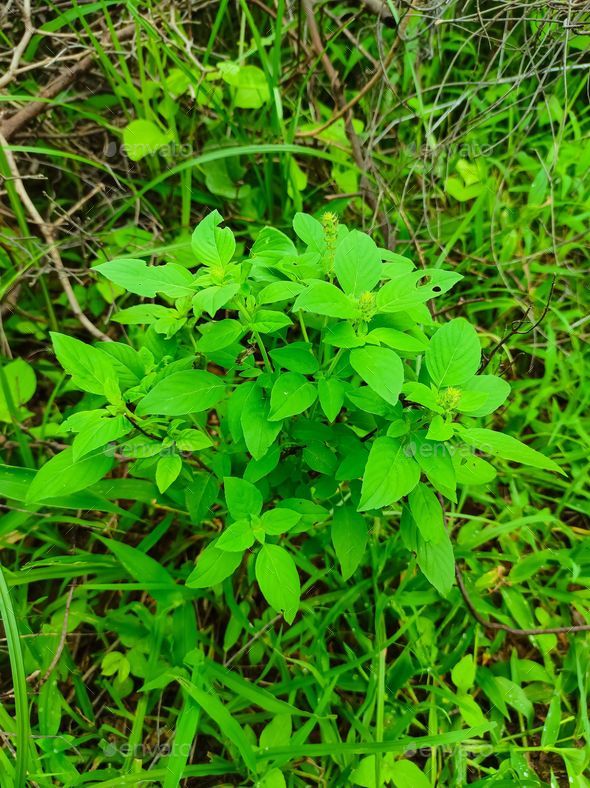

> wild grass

[{"left": 0, "top": 1, "right": 589, "bottom": 785}]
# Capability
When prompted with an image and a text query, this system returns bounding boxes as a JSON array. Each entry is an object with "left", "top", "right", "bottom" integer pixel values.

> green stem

[
  {"left": 0, "top": 564, "right": 29, "bottom": 786},
  {"left": 253, "top": 331, "right": 273, "bottom": 374}
]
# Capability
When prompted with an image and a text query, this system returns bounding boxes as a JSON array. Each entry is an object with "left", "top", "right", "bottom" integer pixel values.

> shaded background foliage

[{"left": 1, "top": 0, "right": 590, "bottom": 785}]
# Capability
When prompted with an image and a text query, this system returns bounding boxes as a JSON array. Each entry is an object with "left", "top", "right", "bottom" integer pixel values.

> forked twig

[
  {"left": 480, "top": 275, "right": 556, "bottom": 372},
  {"left": 37, "top": 582, "right": 76, "bottom": 688}
]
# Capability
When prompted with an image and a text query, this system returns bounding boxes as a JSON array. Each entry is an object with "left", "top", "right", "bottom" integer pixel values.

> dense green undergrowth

[{"left": 1, "top": 1, "right": 590, "bottom": 786}]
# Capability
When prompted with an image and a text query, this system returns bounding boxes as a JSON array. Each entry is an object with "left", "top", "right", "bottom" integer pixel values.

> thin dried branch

[
  {"left": 0, "top": 0, "right": 34, "bottom": 91},
  {"left": 0, "top": 23, "right": 135, "bottom": 141},
  {"left": 0, "top": 130, "right": 111, "bottom": 341}
]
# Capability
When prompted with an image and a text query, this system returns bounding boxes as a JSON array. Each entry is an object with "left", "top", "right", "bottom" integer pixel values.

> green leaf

[
  {"left": 26, "top": 448, "right": 113, "bottom": 503},
  {"left": 323, "top": 322, "right": 363, "bottom": 348},
  {"left": 224, "top": 476, "right": 262, "bottom": 519},
  {"left": 217, "top": 519, "right": 255, "bottom": 551},
  {"left": 331, "top": 506, "right": 368, "bottom": 580},
  {"left": 219, "top": 62, "right": 270, "bottom": 109},
  {"left": 260, "top": 508, "right": 301, "bottom": 535},
  {"left": 185, "top": 472, "right": 218, "bottom": 523},
  {"left": 268, "top": 372, "right": 317, "bottom": 421},
  {"left": 72, "top": 415, "right": 132, "bottom": 461},
  {"left": 204, "top": 661, "right": 301, "bottom": 717},
  {"left": 458, "top": 427, "right": 564, "bottom": 475},
  {"left": 426, "top": 414, "right": 454, "bottom": 441},
  {"left": 444, "top": 176, "right": 483, "bottom": 202},
  {"left": 51, "top": 333, "right": 117, "bottom": 396},
  {"left": 137, "top": 370, "right": 225, "bottom": 416},
  {"left": 377, "top": 270, "right": 462, "bottom": 313},
  {"left": 349, "top": 346, "right": 404, "bottom": 406},
  {"left": 408, "top": 483, "right": 445, "bottom": 542},
  {"left": 241, "top": 384, "right": 282, "bottom": 460},
  {"left": 410, "top": 432, "right": 456, "bottom": 502},
  {"left": 192, "top": 283, "right": 240, "bottom": 317},
  {"left": 259, "top": 714, "right": 292, "bottom": 749},
  {"left": 359, "top": 437, "right": 420, "bottom": 511},
  {"left": 184, "top": 471, "right": 219, "bottom": 525},
  {"left": 366, "top": 328, "right": 428, "bottom": 353},
  {"left": 318, "top": 378, "right": 345, "bottom": 422},
  {"left": 426, "top": 318, "right": 481, "bottom": 387},
  {"left": 156, "top": 453, "right": 182, "bottom": 493},
  {"left": 292, "top": 213, "right": 325, "bottom": 252},
  {"left": 111, "top": 304, "right": 172, "bottom": 325},
  {"left": 494, "top": 676, "right": 533, "bottom": 721},
  {"left": 95, "top": 259, "right": 194, "bottom": 299},
  {"left": 0, "top": 359, "right": 36, "bottom": 422},
  {"left": 175, "top": 429, "right": 213, "bottom": 452},
  {"left": 333, "top": 230, "right": 382, "bottom": 296},
  {"left": 402, "top": 382, "right": 442, "bottom": 413},
  {"left": 541, "top": 687, "right": 562, "bottom": 747},
  {"left": 459, "top": 375, "right": 511, "bottom": 416},
  {"left": 122, "top": 119, "right": 171, "bottom": 161},
  {"left": 186, "top": 542, "right": 242, "bottom": 588},
  {"left": 255, "top": 545, "right": 301, "bottom": 623},
  {"left": 269, "top": 343, "right": 319, "bottom": 375},
  {"left": 258, "top": 281, "right": 305, "bottom": 304},
  {"left": 196, "top": 319, "right": 243, "bottom": 352},
  {"left": 415, "top": 528, "right": 455, "bottom": 597},
  {"left": 252, "top": 227, "right": 297, "bottom": 266},
  {"left": 389, "top": 760, "right": 431, "bottom": 788},
  {"left": 451, "top": 655, "right": 476, "bottom": 692},
  {"left": 452, "top": 452, "right": 497, "bottom": 485},
  {"left": 191, "top": 210, "right": 235, "bottom": 267},
  {"left": 250, "top": 309, "right": 292, "bottom": 334},
  {"left": 293, "top": 281, "right": 360, "bottom": 319}
]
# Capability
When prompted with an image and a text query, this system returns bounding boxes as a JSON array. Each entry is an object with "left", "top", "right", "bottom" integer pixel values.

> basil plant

[{"left": 30, "top": 211, "right": 562, "bottom": 623}]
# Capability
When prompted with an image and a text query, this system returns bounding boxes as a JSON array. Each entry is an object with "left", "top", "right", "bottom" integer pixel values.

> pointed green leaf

[
  {"left": 426, "top": 318, "right": 481, "bottom": 387},
  {"left": 350, "top": 346, "right": 404, "bottom": 406},
  {"left": 224, "top": 476, "right": 262, "bottom": 519},
  {"left": 186, "top": 542, "right": 242, "bottom": 588},
  {"left": 255, "top": 545, "right": 300, "bottom": 624},
  {"left": 191, "top": 210, "right": 235, "bottom": 267},
  {"left": 293, "top": 281, "right": 360, "bottom": 319},
  {"left": 268, "top": 372, "right": 317, "bottom": 421},
  {"left": 137, "top": 371, "right": 225, "bottom": 416},
  {"left": 95, "top": 259, "right": 194, "bottom": 299},
  {"left": 458, "top": 427, "right": 564, "bottom": 475},
  {"left": 333, "top": 230, "right": 382, "bottom": 296},
  {"left": 331, "top": 506, "right": 368, "bottom": 580},
  {"left": 217, "top": 519, "right": 255, "bottom": 551},
  {"left": 359, "top": 437, "right": 420, "bottom": 511},
  {"left": 26, "top": 448, "right": 113, "bottom": 503},
  {"left": 51, "top": 333, "right": 117, "bottom": 396}
]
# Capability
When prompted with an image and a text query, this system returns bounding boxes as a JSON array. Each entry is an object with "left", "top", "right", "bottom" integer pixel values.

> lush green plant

[{"left": 30, "top": 210, "right": 562, "bottom": 623}]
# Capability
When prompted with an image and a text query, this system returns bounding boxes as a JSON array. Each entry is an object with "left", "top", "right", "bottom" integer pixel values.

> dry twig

[
  {"left": 0, "top": 23, "right": 135, "bottom": 141},
  {"left": 0, "top": 130, "right": 111, "bottom": 341}
]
